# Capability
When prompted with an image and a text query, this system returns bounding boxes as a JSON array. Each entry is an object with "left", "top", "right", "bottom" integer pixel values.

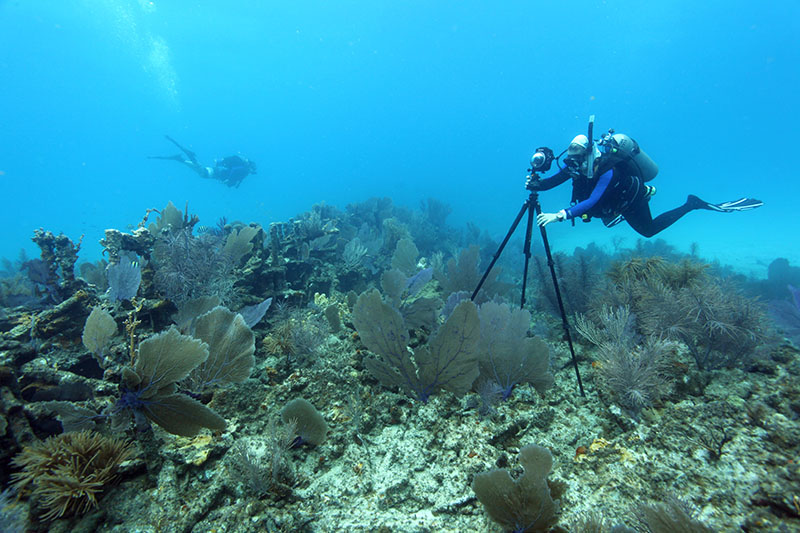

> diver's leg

[
  {"left": 625, "top": 193, "right": 761, "bottom": 238},
  {"left": 148, "top": 153, "right": 209, "bottom": 178},
  {"left": 184, "top": 163, "right": 212, "bottom": 180},
  {"left": 197, "top": 165, "right": 215, "bottom": 180},
  {"left": 624, "top": 196, "right": 694, "bottom": 238},
  {"left": 164, "top": 135, "right": 199, "bottom": 164}
]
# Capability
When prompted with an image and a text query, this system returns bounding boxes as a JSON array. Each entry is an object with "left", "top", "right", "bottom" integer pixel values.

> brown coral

[
  {"left": 11, "top": 430, "right": 133, "bottom": 520},
  {"left": 262, "top": 319, "right": 297, "bottom": 356}
]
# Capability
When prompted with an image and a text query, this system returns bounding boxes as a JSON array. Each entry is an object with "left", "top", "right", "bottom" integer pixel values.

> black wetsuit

[
  {"left": 536, "top": 155, "right": 695, "bottom": 238},
  {"left": 212, "top": 156, "right": 252, "bottom": 188}
]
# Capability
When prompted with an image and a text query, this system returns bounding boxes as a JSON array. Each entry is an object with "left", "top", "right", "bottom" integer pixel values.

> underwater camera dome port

[{"left": 529, "top": 146, "right": 555, "bottom": 173}]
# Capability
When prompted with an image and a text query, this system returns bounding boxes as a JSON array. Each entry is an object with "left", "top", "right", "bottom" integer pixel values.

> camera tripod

[{"left": 471, "top": 187, "right": 585, "bottom": 397}]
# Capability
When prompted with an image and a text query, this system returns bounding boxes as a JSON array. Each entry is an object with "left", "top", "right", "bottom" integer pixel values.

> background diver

[
  {"left": 528, "top": 132, "right": 762, "bottom": 237},
  {"left": 149, "top": 135, "right": 257, "bottom": 188}
]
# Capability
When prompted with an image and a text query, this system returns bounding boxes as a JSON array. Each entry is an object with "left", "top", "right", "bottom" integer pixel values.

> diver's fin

[
  {"left": 147, "top": 154, "right": 185, "bottom": 162},
  {"left": 692, "top": 195, "right": 764, "bottom": 213},
  {"left": 695, "top": 196, "right": 764, "bottom": 213},
  {"left": 164, "top": 135, "right": 198, "bottom": 162},
  {"left": 714, "top": 197, "right": 764, "bottom": 212}
]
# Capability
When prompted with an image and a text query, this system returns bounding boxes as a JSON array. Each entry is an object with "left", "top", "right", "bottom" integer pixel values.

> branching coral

[
  {"left": 596, "top": 257, "right": 767, "bottom": 371},
  {"left": 638, "top": 277, "right": 767, "bottom": 370},
  {"left": 262, "top": 311, "right": 326, "bottom": 366},
  {"left": 262, "top": 319, "right": 296, "bottom": 356},
  {"left": 151, "top": 227, "right": 236, "bottom": 306},
  {"left": 576, "top": 306, "right": 674, "bottom": 413},
  {"left": 29, "top": 229, "right": 85, "bottom": 302}
]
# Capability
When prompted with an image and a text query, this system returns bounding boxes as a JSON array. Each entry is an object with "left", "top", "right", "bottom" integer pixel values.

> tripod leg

[
  {"left": 519, "top": 198, "right": 536, "bottom": 308},
  {"left": 532, "top": 197, "right": 586, "bottom": 397},
  {"left": 471, "top": 198, "right": 530, "bottom": 301}
]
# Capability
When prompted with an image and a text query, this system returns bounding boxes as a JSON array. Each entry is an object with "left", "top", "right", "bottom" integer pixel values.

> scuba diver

[
  {"left": 148, "top": 135, "right": 257, "bottom": 188},
  {"left": 529, "top": 130, "right": 762, "bottom": 237}
]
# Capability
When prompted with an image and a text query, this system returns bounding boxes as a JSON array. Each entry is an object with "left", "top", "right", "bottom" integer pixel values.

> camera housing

[{"left": 529, "top": 146, "right": 555, "bottom": 173}]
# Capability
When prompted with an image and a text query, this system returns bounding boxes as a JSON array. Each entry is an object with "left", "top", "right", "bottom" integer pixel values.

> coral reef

[
  {"left": 30, "top": 229, "right": 85, "bottom": 303},
  {"left": 0, "top": 198, "right": 798, "bottom": 532}
]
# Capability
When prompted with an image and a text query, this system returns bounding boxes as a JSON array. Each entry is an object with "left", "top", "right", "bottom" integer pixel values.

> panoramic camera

[{"left": 529, "top": 146, "right": 555, "bottom": 173}]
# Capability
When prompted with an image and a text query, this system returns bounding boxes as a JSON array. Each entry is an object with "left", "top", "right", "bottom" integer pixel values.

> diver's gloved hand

[
  {"left": 536, "top": 210, "right": 567, "bottom": 227},
  {"left": 525, "top": 174, "right": 543, "bottom": 191}
]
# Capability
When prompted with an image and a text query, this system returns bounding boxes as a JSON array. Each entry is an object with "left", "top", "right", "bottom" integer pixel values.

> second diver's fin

[
  {"left": 164, "top": 135, "right": 198, "bottom": 162},
  {"left": 689, "top": 195, "right": 764, "bottom": 213},
  {"left": 147, "top": 154, "right": 185, "bottom": 162}
]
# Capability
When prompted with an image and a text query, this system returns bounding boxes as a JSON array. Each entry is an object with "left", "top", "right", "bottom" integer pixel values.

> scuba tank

[{"left": 600, "top": 131, "right": 659, "bottom": 182}]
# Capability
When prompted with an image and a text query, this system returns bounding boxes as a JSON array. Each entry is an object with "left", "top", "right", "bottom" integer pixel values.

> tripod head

[{"left": 525, "top": 175, "right": 543, "bottom": 195}]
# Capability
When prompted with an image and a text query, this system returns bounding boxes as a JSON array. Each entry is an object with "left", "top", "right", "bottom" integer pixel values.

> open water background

[{"left": 1, "top": 0, "right": 797, "bottom": 275}]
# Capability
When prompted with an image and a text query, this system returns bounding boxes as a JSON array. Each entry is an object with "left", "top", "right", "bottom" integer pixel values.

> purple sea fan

[
  {"left": 106, "top": 252, "right": 141, "bottom": 302},
  {"left": 113, "top": 327, "right": 227, "bottom": 436},
  {"left": 353, "top": 289, "right": 480, "bottom": 403},
  {"left": 477, "top": 301, "right": 554, "bottom": 400},
  {"left": 405, "top": 267, "right": 433, "bottom": 296}
]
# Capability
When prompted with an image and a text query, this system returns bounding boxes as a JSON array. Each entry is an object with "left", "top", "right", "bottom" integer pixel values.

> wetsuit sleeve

[
  {"left": 564, "top": 169, "right": 613, "bottom": 219},
  {"left": 532, "top": 167, "right": 573, "bottom": 191}
]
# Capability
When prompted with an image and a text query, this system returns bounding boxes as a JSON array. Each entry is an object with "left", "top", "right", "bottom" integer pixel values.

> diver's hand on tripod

[
  {"left": 537, "top": 210, "right": 567, "bottom": 226},
  {"left": 525, "top": 174, "right": 543, "bottom": 191}
]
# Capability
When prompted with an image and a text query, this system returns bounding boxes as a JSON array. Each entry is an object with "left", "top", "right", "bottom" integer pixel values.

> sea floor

[
  {"left": 3, "top": 308, "right": 799, "bottom": 532},
  {"left": 1, "top": 201, "right": 798, "bottom": 532}
]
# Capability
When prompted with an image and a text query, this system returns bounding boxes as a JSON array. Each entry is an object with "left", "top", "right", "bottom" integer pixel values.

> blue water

[{"left": 2, "top": 1, "right": 798, "bottom": 275}]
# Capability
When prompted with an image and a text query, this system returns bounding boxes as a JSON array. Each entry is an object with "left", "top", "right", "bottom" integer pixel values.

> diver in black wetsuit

[
  {"left": 530, "top": 134, "right": 762, "bottom": 237},
  {"left": 148, "top": 135, "right": 257, "bottom": 188}
]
